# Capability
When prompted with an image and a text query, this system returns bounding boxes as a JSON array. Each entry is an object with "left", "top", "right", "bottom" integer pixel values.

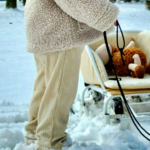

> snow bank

[
  {"left": 0, "top": 122, "right": 25, "bottom": 129},
  {"left": 0, "top": 1, "right": 150, "bottom": 150},
  {"left": 0, "top": 112, "right": 28, "bottom": 123},
  {"left": 13, "top": 143, "right": 36, "bottom": 150},
  {"left": 0, "top": 128, "right": 24, "bottom": 149},
  {"left": 66, "top": 99, "right": 150, "bottom": 150},
  {"left": 0, "top": 148, "right": 11, "bottom": 150}
]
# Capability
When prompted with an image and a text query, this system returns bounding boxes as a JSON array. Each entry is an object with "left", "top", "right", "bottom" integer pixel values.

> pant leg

[
  {"left": 36, "top": 47, "right": 84, "bottom": 150},
  {"left": 25, "top": 54, "right": 46, "bottom": 141}
]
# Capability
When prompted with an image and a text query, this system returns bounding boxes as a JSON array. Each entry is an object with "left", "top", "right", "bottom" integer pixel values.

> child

[{"left": 24, "top": 0, "right": 119, "bottom": 149}]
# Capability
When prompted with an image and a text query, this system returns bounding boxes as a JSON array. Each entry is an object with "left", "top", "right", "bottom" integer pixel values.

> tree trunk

[
  {"left": 6, "top": 0, "right": 17, "bottom": 8},
  {"left": 23, "top": 0, "right": 26, "bottom": 5},
  {"left": 146, "top": 0, "right": 150, "bottom": 10},
  {"left": 110, "top": 0, "right": 116, "bottom": 3}
]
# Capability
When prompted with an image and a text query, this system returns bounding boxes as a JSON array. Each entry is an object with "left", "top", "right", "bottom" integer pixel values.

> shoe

[
  {"left": 33, "top": 133, "right": 72, "bottom": 150},
  {"left": 63, "top": 133, "right": 73, "bottom": 147},
  {"left": 26, "top": 138, "right": 37, "bottom": 146},
  {"left": 25, "top": 132, "right": 37, "bottom": 146},
  {"left": 34, "top": 141, "right": 61, "bottom": 150}
]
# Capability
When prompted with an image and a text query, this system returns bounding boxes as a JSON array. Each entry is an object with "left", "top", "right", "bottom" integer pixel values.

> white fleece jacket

[{"left": 25, "top": 0, "right": 119, "bottom": 53}]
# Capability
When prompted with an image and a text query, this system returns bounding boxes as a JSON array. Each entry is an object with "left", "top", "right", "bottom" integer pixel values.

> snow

[{"left": 0, "top": 1, "right": 150, "bottom": 150}]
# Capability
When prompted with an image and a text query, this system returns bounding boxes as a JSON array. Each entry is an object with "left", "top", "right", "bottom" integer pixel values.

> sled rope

[
  {"left": 116, "top": 20, "right": 125, "bottom": 65},
  {"left": 103, "top": 21, "right": 150, "bottom": 141}
]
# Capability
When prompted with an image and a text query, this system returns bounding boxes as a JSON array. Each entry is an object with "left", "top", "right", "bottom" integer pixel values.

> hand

[{"left": 114, "top": 21, "right": 117, "bottom": 26}]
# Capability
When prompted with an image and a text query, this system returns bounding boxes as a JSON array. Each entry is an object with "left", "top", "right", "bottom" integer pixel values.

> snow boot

[{"left": 33, "top": 133, "right": 72, "bottom": 150}]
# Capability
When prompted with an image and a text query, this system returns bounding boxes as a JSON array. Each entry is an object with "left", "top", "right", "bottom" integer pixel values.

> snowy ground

[{"left": 0, "top": 1, "right": 150, "bottom": 150}]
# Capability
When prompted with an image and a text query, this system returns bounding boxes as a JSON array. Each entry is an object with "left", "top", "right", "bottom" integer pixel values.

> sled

[{"left": 80, "top": 30, "right": 150, "bottom": 130}]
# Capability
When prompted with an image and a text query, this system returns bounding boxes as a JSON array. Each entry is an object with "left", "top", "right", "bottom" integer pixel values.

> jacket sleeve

[{"left": 54, "top": 0, "right": 119, "bottom": 32}]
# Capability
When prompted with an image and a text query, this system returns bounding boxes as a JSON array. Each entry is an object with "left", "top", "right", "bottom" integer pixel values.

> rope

[{"left": 116, "top": 20, "right": 126, "bottom": 65}]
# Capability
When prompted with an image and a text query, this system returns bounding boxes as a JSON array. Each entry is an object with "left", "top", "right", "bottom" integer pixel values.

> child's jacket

[{"left": 25, "top": 0, "right": 119, "bottom": 53}]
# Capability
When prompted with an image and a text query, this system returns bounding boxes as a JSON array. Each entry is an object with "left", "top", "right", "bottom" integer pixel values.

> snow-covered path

[{"left": 0, "top": 1, "right": 150, "bottom": 150}]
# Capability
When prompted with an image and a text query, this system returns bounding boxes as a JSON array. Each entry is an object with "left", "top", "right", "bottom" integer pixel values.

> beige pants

[{"left": 24, "top": 47, "right": 84, "bottom": 149}]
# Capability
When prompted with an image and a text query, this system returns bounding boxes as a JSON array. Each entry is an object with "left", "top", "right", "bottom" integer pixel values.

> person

[{"left": 24, "top": 0, "right": 119, "bottom": 150}]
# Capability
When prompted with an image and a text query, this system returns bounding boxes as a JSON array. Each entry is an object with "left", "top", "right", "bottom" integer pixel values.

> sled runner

[{"left": 80, "top": 30, "right": 150, "bottom": 130}]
